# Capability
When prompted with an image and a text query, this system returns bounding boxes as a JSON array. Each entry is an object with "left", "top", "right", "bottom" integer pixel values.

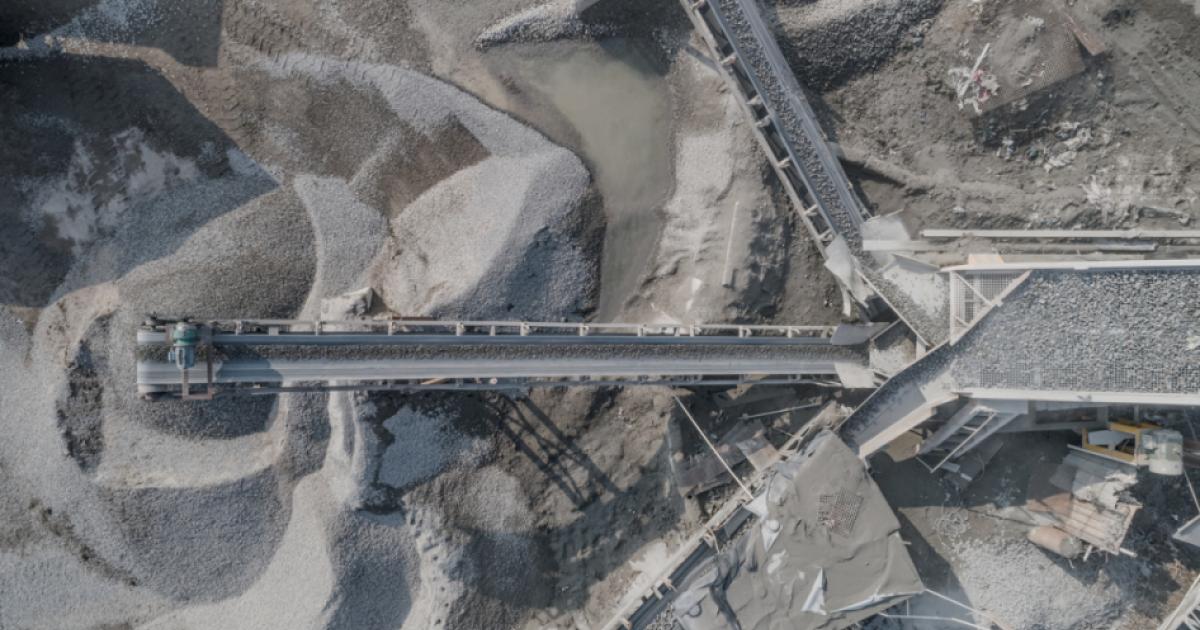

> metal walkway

[{"left": 136, "top": 319, "right": 879, "bottom": 399}]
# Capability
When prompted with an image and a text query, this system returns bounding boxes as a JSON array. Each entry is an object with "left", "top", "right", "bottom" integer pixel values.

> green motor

[{"left": 167, "top": 322, "right": 200, "bottom": 370}]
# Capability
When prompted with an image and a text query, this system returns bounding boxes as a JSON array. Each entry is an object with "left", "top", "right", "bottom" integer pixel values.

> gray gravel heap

[
  {"left": 952, "top": 269, "right": 1200, "bottom": 394},
  {"left": 474, "top": 0, "right": 615, "bottom": 50},
  {"left": 769, "top": 0, "right": 943, "bottom": 90}
]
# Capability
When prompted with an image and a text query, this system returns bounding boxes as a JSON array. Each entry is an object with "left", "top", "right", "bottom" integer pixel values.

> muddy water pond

[{"left": 486, "top": 38, "right": 674, "bottom": 320}]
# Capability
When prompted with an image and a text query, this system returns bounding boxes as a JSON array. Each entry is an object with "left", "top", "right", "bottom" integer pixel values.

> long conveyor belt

[{"left": 136, "top": 319, "right": 880, "bottom": 399}]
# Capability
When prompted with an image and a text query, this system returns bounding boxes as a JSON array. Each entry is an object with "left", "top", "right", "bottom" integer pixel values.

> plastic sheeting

[{"left": 670, "top": 431, "right": 923, "bottom": 630}]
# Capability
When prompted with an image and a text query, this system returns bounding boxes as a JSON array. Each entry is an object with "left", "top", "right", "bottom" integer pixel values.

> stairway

[
  {"left": 917, "top": 402, "right": 1021, "bottom": 473},
  {"left": 854, "top": 393, "right": 959, "bottom": 457}
]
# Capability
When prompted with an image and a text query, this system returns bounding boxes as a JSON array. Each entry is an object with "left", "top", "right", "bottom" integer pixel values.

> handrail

[{"left": 140, "top": 318, "right": 838, "bottom": 339}]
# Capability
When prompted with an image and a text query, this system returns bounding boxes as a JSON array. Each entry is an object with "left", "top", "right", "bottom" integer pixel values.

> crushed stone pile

[
  {"left": 953, "top": 269, "right": 1200, "bottom": 393},
  {"left": 0, "top": 6, "right": 604, "bottom": 625},
  {"left": 244, "top": 52, "right": 602, "bottom": 319},
  {"left": 475, "top": 0, "right": 615, "bottom": 50},
  {"left": 948, "top": 539, "right": 1126, "bottom": 629},
  {"left": 769, "top": 0, "right": 942, "bottom": 90}
]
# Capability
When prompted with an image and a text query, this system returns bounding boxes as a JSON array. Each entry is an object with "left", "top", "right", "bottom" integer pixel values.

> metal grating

[
  {"left": 960, "top": 365, "right": 1200, "bottom": 395},
  {"left": 817, "top": 490, "right": 863, "bottom": 537},
  {"left": 948, "top": 271, "right": 1026, "bottom": 343}
]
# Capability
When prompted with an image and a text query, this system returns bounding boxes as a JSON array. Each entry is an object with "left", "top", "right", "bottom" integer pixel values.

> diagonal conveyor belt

[
  {"left": 678, "top": 0, "right": 951, "bottom": 345},
  {"left": 136, "top": 319, "right": 878, "bottom": 399},
  {"left": 705, "top": 0, "right": 868, "bottom": 245},
  {"left": 687, "top": 0, "right": 868, "bottom": 250}
]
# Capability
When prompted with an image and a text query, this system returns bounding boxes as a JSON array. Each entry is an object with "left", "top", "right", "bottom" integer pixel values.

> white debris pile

[
  {"left": 949, "top": 539, "right": 1126, "bottom": 629},
  {"left": 948, "top": 44, "right": 999, "bottom": 114}
]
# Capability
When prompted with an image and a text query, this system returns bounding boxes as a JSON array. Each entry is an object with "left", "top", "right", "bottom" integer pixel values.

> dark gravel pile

[{"left": 770, "top": 0, "right": 943, "bottom": 91}]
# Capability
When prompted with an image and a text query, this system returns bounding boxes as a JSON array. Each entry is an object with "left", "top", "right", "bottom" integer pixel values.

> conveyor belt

[
  {"left": 679, "top": 0, "right": 868, "bottom": 254},
  {"left": 677, "top": 0, "right": 952, "bottom": 345},
  {"left": 136, "top": 319, "right": 879, "bottom": 398}
]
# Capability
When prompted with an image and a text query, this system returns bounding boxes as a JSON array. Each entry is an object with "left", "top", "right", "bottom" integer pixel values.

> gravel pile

[
  {"left": 14, "top": 181, "right": 316, "bottom": 608},
  {"left": 374, "top": 151, "right": 596, "bottom": 320},
  {"left": 948, "top": 539, "right": 1126, "bottom": 629},
  {"left": 769, "top": 0, "right": 942, "bottom": 90},
  {"left": 251, "top": 53, "right": 601, "bottom": 321},
  {"left": 0, "top": 18, "right": 607, "bottom": 629},
  {"left": 0, "top": 312, "right": 174, "bottom": 629},
  {"left": 293, "top": 176, "right": 388, "bottom": 318},
  {"left": 952, "top": 269, "right": 1200, "bottom": 393},
  {"left": 139, "top": 472, "right": 447, "bottom": 630}
]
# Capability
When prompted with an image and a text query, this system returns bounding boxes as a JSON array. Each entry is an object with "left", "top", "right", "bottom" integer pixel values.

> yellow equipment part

[{"left": 1080, "top": 421, "right": 1159, "bottom": 465}]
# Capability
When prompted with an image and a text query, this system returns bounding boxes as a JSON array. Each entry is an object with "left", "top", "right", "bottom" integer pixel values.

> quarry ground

[{"left": 1, "top": 0, "right": 1199, "bottom": 629}]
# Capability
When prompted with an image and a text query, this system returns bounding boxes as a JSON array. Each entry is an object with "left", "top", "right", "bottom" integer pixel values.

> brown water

[{"left": 487, "top": 38, "right": 674, "bottom": 320}]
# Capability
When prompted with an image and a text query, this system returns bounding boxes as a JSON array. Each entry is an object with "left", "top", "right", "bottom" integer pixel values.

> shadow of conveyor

[
  {"left": 438, "top": 391, "right": 686, "bottom": 624},
  {"left": 484, "top": 395, "right": 624, "bottom": 509},
  {"left": 0, "top": 0, "right": 225, "bottom": 66},
  {"left": 0, "top": 53, "right": 276, "bottom": 308}
]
